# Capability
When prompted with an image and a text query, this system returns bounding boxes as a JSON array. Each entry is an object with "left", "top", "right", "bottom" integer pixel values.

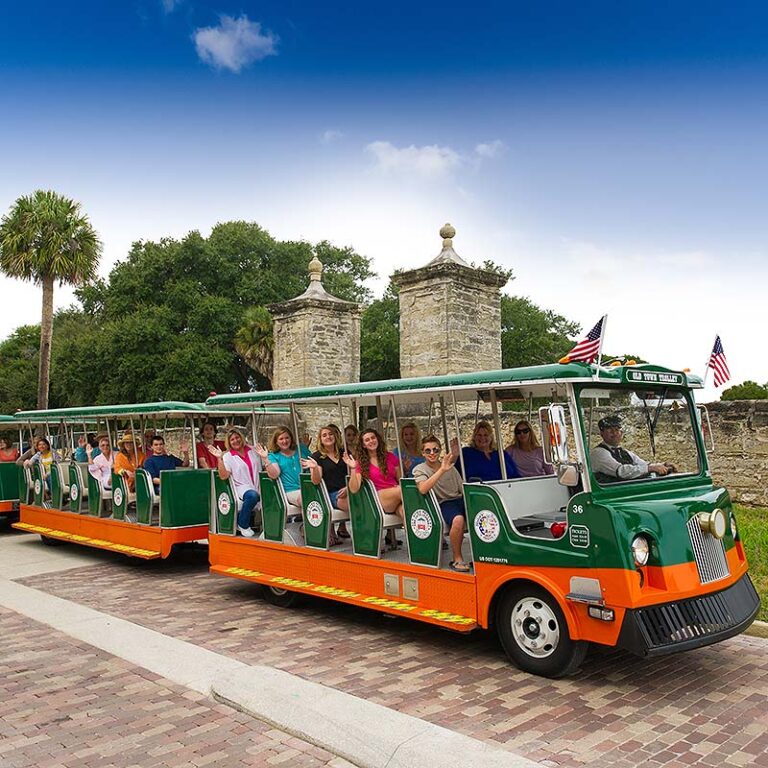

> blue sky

[{"left": 2, "top": 1, "right": 767, "bottom": 399}]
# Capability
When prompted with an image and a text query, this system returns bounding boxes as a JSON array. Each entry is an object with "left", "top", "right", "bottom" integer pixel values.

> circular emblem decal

[
  {"left": 70, "top": 484, "right": 79, "bottom": 501},
  {"left": 113, "top": 487, "right": 123, "bottom": 507},
  {"left": 474, "top": 510, "right": 501, "bottom": 543},
  {"left": 34, "top": 479, "right": 41, "bottom": 495},
  {"left": 410, "top": 509, "right": 433, "bottom": 540},
  {"left": 306, "top": 501, "right": 324, "bottom": 527},
  {"left": 217, "top": 493, "right": 231, "bottom": 515}
]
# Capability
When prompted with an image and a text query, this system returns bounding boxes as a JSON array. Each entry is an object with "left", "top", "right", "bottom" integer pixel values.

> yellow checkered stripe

[
  {"left": 13, "top": 522, "right": 160, "bottom": 558},
  {"left": 221, "top": 566, "right": 475, "bottom": 626}
]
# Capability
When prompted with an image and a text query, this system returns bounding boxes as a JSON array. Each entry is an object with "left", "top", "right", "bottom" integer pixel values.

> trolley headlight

[
  {"left": 698, "top": 508, "right": 727, "bottom": 540},
  {"left": 631, "top": 535, "right": 650, "bottom": 567}
]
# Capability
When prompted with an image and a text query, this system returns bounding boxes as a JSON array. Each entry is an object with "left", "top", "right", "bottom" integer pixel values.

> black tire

[
  {"left": 496, "top": 583, "right": 588, "bottom": 678},
  {"left": 262, "top": 584, "right": 299, "bottom": 608},
  {"left": 40, "top": 535, "right": 63, "bottom": 547}
]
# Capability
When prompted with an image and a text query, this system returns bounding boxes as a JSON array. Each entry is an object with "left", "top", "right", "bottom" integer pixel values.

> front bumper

[{"left": 616, "top": 573, "right": 760, "bottom": 657}]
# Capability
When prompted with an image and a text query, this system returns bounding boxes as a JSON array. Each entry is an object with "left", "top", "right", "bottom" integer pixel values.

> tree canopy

[{"left": 721, "top": 380, "right": 768, "bottom": 400}]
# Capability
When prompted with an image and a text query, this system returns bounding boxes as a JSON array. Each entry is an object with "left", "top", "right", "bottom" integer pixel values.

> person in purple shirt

[
  {"left": 505, "top": 420, "right": 554, "bottom": 478},
  {"left": 143, "top": 435, "right": 190, "bottom": 494},
  {"left": 460, "top": 420, "right": 520, "bottom": 482}
]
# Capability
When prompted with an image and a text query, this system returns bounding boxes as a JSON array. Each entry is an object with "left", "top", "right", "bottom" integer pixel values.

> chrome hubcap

[{"left": 511, "top": 597, "right": 560, "bottom": 658}]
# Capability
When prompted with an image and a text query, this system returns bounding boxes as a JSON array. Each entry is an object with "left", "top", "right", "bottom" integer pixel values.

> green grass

[{"left": 736, "top": 504, "right": 768, "bottom": 622}]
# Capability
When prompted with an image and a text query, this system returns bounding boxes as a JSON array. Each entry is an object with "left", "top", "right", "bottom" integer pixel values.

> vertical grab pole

[
  {"left": 190, "top": 415, "right": 198, "bottom": 469},
  {"left": 439, "top": 396, "right": 450, "bottom": 455},
  {"left": 490, "top": 389, "right": 507, "bottom": 481},
  {"left": 375, "top": 396, "right": 384, "bottom": 437},
  {"left": 451, "top": 390, "right": 466, "bottom": 481},
  {"left": 250, "top": 407, "right": 258, "bottom": 449},
  {"left": 290, "top": 403, "right": 302, "bottom": 475},
  {"left": 427, "top": 397, "right": 434, "bottom": 435},
  {"left": 390, "top": 396, "right": 404, "bottom": 477}
]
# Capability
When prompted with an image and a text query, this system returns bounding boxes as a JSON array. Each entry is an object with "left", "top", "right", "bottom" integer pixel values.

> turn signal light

[{"left": 588, "top": 606, "right": 615, "bottom": 621}]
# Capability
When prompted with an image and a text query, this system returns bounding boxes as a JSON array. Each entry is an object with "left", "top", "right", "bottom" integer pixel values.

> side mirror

[
  {"left": 539, "top": 404, "right": 570, "bottom": 464},
  {"left": 557, "top": 464, "right": 579, "bottom": 487}
]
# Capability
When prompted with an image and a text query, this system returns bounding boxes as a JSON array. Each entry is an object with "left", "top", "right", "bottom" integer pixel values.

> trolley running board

[{"left": 13, "top": 522, "right": 162, "bottom": 559}]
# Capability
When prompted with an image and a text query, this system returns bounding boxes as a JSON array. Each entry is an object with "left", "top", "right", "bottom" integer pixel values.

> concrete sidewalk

[{"left": 1, "top": 533, "right": 535, "bottom": 768}]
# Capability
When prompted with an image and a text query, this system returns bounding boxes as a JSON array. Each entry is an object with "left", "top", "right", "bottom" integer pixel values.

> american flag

[
  {"left": 707, "top": 335, "right": 731, "bottom": 388},
  {"left": 559, "top": 316, "right": 605, "bottom": 364}
]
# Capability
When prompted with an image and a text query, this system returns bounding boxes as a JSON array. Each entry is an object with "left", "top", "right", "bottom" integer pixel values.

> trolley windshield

[{"left": 579, "top": 385, "right": 702, "bottom": 487}]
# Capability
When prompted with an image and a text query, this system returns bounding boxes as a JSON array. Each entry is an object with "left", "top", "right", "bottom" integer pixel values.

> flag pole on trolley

[
  {"left": 559, "top": 315, "right": 607, "bottom": 372},
  {"left": 704, "top": 334, "right": 731, "bottom": 389}
]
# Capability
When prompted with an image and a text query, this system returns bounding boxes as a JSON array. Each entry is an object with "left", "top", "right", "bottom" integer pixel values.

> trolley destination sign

[{"left": 622, "top": 369, "right": 686, "bottom": 386}]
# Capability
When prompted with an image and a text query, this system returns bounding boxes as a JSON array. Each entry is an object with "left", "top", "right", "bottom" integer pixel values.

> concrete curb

[
  {"left": 213, "top": 666, "right": 536, "bottom": 768},
  {"left": 745, "top": 619, "right": 768, "bottom": 639},
  {"left": 0, "top": 575, "right": 535, "bottom": 768}
]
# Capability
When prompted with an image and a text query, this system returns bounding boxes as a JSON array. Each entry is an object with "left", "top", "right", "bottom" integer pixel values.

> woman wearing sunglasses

[{"left": 505, "top": 420, "right": 554, "bottom": 477}]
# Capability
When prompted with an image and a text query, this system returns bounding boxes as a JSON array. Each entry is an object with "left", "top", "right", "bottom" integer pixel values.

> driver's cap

[{"left": 598, "top": 415, "right": 622, "bottom": 430}]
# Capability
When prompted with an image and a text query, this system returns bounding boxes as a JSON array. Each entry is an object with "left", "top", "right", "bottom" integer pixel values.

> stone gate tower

[
  {"left": 270, "top": 256, "right": 361, "bottom": 391},
  {"left": 392, "top": 224, "right": 508, "bottom": 378}
]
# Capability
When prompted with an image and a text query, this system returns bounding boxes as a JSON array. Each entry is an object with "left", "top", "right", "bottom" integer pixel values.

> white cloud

[
  {"left": 366, "top": 141, "right": 461, "bottom": 177},
  {"left": 161, "top": 0, "right": 181, "bottom": 14},
  {"left": 474, "top": 139, "right": 506, "bottom": 159},
  {"left": 193, "top": 15, "right": 278, "bottom": 73},
  {"left": 321, "top": 129, "right": 344, "bottom": 144}
]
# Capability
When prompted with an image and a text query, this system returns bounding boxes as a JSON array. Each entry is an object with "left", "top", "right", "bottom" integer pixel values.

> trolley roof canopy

[
  {"left": 12, "top": 402, "right": 209, "bottom": 421},
  {"left": 206, "top": 363, "right": 702, "bottom": 410}
]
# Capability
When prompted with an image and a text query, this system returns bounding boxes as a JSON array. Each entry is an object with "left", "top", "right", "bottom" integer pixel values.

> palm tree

[
  {"left": 0, "top": 191, "right": 102, "bottom": 408},
  {"left": 235, "top": 306, "right": 274, "bottom": 385}
]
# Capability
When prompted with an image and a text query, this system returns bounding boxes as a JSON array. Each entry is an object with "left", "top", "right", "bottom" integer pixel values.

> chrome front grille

[{"left": 687, "top": 515, "right": 729, "bottom": 584}]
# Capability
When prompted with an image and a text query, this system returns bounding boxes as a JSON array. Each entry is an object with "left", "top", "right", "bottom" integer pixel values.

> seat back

[
  {"left": 260, "top": 472, "right": 291, "bottom": 543},
  {"left": 19, "top": 464, "right": 33, "bottom": 505},
  {"left": 299, "top": 473, "right": 334, "bottom": 550},
  {"left": 86, "top": 470, "right": 111, "bottom": 516},
  {"left": 0, "top": 462, "right": 20, "bottom": 504},
  {"left": 135, "top": 468, "right": 157, "bottom": 525},
  {"left": 111, "top": 471, "right": 131, "bottom": 520},
  {"left": 348, "top": 479, "right": 401, "bottom": 559},
  {"left": 31, "top": 462, "right": 46, "bottom": 506},
  {"left": 50, "top": 462, "right": 70, "bottom": 510},
  {"left": 68, "top": 464, "right": 88, "bottom": 513},
  {"left": 211, "top": 472, "right": 239, "bottom": 535},
  {"left": 400, "top": 478, "right": 445, "bottom": 569}
]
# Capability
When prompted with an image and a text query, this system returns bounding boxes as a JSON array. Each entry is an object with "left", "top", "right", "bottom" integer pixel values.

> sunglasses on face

[
  {"left": 422, "top": 447, "right": 440, "bottom": 454},
  {"left": 515, "top": 428, "right": 530, "bottom": 435}
]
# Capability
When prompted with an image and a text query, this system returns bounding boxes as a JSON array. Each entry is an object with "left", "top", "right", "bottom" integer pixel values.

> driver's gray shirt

[{"left": 590, "top": 444, "right": 649, "bottom": 480}]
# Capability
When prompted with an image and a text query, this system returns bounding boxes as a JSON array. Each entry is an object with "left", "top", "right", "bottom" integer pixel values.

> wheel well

[{"left": 487, "top": 578, "right": 545, "bottom": 632}]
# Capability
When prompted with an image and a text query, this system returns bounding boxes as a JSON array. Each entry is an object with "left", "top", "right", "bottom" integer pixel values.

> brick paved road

[
  {"left": 17, "top": 546, "right": 768, "bottom": 768},
  {"left": 0, "top": 606, "right": 345, "bottom": 768}
]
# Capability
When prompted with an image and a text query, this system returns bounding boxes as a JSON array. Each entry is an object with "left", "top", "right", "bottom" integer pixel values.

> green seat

[
  {"left": 49, "top": 462, "right": 70, "bottom": 510},
  {"left": 260, "top": 473, "right": 301, "bottom": 544},
  {"left": 212, "top": 472, "right": 238, "bottom": 535},
  {"left": 135, "top": 468, "right": 160, "bottom": 525},
  {"left": 31, "top": 462, "right": 46, "bottom": 507},
  {"left": 400, "top": 478, "right": 445, "bottom": 569},
  {"left": 299, "top": 474, "right": 334, "bottom": 550},
  {"left": 87, "top": 470, "right": 112, "bottom": 516},
  {"left": 159, "top": 469, "right": 214, "bottom": 529},
  {"left": 110, "top": 471, "right": 135, "bottom": 521},
  {"left": 347, "top": 479, "right": 402, "bottom": 559},
  {"left": 18, "top": 464, "right": 33, "bottom": 505},
  {"left": 68, "top": 463, "right": 89, "bottom": 513},
  {"left": 0, "top": 462, "right": 20, "bottom": 505}
]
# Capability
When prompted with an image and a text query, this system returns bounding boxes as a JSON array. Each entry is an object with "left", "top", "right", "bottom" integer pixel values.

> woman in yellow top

[
  {"left": 23, "top": 437, "right": 62, "bottom": 493},
  {"left": 113, "top": 432, "right": 145, "bottom": 491}
]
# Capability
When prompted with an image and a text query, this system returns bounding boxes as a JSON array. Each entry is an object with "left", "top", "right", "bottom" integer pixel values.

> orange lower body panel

[
  {"left": 14, "top": 505, "right": 208, "bottom": 559},
  {"left": 209, "top": 533, "right": 479, "bottom": 632},
  {"left": 0, "top": 501, "right": 15, "bottom": 515}
]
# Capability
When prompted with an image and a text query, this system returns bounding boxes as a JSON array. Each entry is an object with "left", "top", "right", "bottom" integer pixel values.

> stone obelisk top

[
  {"left": 269, "top": 255, "right": 361, "bottom": 391},
  {"left": 392, "top": 223, "right": 508, "bottom": 378}
]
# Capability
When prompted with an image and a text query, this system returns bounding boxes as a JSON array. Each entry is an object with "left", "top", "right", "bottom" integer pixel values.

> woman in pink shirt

[
  {"left": 344, "top": 428, "right": 403, "bottom": 521},
  {"left": 505, "top": 420, "right": 554, "bottom": 477}
]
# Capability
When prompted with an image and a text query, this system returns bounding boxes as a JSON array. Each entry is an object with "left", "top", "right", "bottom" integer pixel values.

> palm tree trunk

[{"left": 37, "top": 275, "right": 55, "bottom": 409}]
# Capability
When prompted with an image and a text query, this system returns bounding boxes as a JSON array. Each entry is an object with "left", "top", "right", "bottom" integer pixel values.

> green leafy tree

[
  {"left": 501, "top": 296, "right": 580, "bottom": 368},
  {"left": 721, "top": 381, "right": 768, "bottom": 400},
  {"left": 0, "top": 191, "right": 101, "bottom": 408},
  {"left": 235, "top": 306, "right": 275, "bottom": 386},
  {"left": 360, "top": 284, "right": 400, "bottom": 382},
  {"left": 0, "top": 325, "right": 39, "bottom": 413}
]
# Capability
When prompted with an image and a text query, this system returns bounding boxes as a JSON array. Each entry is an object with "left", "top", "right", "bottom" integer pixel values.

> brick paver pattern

[
  {"left": 0, "top": 606, "right": 344, "bottom": 768},
  {"left": 19, "top": 548, "right": 768, "bottom": 768}
]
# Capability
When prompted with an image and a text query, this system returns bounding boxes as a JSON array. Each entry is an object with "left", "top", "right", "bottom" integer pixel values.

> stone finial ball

[
  {"left": 440, "top": 223, "right": 456, "bottom": 240},
  {"left": 308, "top": 255, "right": 323, "bottom": 280}
]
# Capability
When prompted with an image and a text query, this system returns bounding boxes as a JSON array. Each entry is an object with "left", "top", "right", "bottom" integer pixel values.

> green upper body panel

[{"left": 13, "top": 402, "right": 208, "bottom": 421}]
